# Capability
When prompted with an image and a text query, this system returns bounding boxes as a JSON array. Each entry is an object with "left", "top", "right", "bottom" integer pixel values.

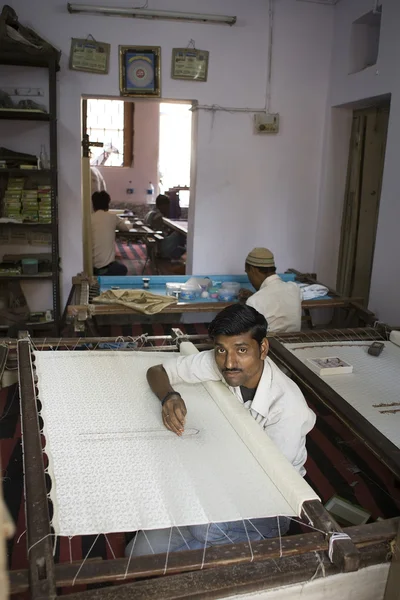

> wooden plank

[
  {"left": 268, "top": 338, "right": 400, "bottom": 480},
  {"left": 302, "top": 499, "right": 359, "bottom": 572},
  {"left": 58, "top": 542, "right": 391, "bottom": 600},
  {"left": 17, "top": 337, "right": 57, "bottom": 599},
  {"left": 383, "top": 521, "right": 400, "bottom": 600},
  {"left": 10, "top": 518, "right": 399, "bottom": 594}
]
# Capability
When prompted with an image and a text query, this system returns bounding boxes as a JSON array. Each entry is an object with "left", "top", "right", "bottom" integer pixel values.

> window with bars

[{"left": 85, "top": 99, "right": 134, "bottom": 167}]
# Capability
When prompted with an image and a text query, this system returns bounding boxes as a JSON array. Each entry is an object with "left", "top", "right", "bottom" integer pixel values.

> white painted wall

[
  {"left": 316, "top": 0, "right": 400, "bottom": 323},
  {"left": 97, "top": 101, "right": 160, "bottom": 206},
  {"left": 4, "top": 0, "right": 334, "bottom": 308}
]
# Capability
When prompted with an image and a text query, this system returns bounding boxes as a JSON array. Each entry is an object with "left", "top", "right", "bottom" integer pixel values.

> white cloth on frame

[
  {"left": 34, "top": 348, "right": 318, "bottom": 536},
  {"left": 246, "top": 275, "right": 302, "bottom": 332},
  {"left": 163, "top": 350, "right": 316, "bottom": 476}
]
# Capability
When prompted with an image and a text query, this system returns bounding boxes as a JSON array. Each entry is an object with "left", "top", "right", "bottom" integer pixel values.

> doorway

[
  {"left": 81, "top": 97, "right": 193, "bottom": 276},
  {"left": 336, "top": 105, "right": 389, "bottom": 305}
]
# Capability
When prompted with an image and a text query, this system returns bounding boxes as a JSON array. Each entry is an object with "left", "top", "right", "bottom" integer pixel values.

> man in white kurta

[
  {"left": 243, "top": 247, "right": 302, "bottom": 332},
  {"left": 126, "top": 304, "right": 315, "bottom": 557}
]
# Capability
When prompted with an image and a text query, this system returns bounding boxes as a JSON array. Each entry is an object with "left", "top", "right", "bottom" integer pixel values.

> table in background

[
  {"left": 64, "top": 272, "right": 374, "bottom": 334},
  {"left": 162, "top": 218, "right": 188, "bottom": 236}
]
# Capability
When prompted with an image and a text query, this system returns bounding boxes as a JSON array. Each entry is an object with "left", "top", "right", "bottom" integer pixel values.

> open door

[
  {"left": 336, "top": 106, "right": 389, "bottom": 305},
  {"left": 81, "top": 99, "right": 104, "bottom": 276}
]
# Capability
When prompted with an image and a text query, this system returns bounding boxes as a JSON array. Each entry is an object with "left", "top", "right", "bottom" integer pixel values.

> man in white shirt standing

[
  {"left": 91, "top": 191, "right": 130, "bottom": 276},
  {"left": 242, "top": 247, "right": 302, "bottom": 332},
  {"left": 126, "top": 304, "right": 315, "bottom": 557}
]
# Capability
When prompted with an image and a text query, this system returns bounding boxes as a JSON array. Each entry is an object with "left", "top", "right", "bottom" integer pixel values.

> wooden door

[{"left": 336, "top": 106, "right": 389, "bottom": 304}]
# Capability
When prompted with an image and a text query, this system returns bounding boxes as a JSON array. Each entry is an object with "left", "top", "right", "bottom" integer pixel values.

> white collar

[
  {"left": 229, "top": 358, "right": 284, "bottom": 418},
  {"left": 259, "top": 274, "right": 280, "bottom": 289}
]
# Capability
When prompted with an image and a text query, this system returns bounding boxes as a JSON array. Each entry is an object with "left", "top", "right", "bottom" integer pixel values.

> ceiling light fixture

[{"left": 67, "top": 4, "right": 237, "bottom": 25}]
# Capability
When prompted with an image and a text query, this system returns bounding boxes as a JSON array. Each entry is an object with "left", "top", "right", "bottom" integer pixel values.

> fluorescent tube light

[{"left": 67, "top": 4, "right": 237, "bottom": 25}]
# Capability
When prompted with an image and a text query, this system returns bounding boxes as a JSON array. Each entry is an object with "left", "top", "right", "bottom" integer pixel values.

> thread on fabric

[
  {"left": 72, "top": 534, "right": 99, "bottom": 585},
  {"left": 328, "top": 532, "right": 351, "bottom": 562}
]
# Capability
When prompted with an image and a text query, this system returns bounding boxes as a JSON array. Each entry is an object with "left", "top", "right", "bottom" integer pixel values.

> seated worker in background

[
  {"left": 91, "top": 191, "right": 130, "bottom": 276},
  {"left": 144, "top": 194, "right": 186, "bottom": 260},
  {"left": 240, "top": 247, "right": 302, "bottom": 332},
  {"left": 126, "top": 304, "right": 315, "bottom": 557}
]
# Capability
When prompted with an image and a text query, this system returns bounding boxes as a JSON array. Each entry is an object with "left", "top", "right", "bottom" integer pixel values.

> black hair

[
  {"left": 208, "top": 304, "right": 268, "bottom": 346},
  {"left": 92, "top": 191, "right": 111, "bottom": 211},
  {"left": 156, "top": 194, "right": 170, "bottom": 209},
  {"left": 245, "top": 262, "right": 276, "bottom": 276}
]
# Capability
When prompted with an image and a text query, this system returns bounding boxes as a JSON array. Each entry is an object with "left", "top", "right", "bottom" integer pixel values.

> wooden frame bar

[{"left": 12, "top": 334, "right": 398, "bottom": 599}]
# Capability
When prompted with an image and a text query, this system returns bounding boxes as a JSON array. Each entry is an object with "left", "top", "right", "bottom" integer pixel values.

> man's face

[
  {"left": 214, "top": 332, "right": 268, "bottom": 388},
  {"left": 245, "top": 263, "right": 260, "bottom": 291}
]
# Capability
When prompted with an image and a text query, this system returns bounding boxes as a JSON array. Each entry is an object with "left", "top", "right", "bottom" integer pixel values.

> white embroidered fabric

[
  {"left": 284, "top": 340, "right": 400, "bottom": 450},
  {"left": 34, "top": 348, "right": 315, "bottom": 536}
]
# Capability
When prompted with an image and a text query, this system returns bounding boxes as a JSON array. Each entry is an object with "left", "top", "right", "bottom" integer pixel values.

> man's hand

[
  {"left": 239, "top": 288, "right": 253, "bottom": 301},
  {"left": 162, "top": 394, "right": 187, "bottom": 436}
]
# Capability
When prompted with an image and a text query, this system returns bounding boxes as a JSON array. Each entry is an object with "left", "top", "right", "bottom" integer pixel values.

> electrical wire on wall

[{"left": 192, "top": 0, "right": 275, "bottom": 119}]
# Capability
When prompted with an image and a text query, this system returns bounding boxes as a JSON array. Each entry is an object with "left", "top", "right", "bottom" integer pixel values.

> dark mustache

[{"left": 223, "top": 368, "right": 242, "bottom": 373}]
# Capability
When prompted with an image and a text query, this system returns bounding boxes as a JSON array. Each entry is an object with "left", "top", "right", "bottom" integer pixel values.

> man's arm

[
  {"left": 147, "top": 365, "right": 186, "bottom": 436},
  {"left": 116, "top": 216, "right": 130, "bottom": 232},
  {"left": 147, "top": 350, "right": 221, "bottom": 437}
]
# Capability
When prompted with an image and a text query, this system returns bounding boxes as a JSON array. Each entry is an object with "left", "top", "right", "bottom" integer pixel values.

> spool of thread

[{"left": 142, "top": 277, "right": 150, "bottom": 290}]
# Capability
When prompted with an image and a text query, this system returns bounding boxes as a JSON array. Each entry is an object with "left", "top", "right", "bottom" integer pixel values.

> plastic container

[
  {"left": 180, "top": 282, "right": 201, "bottom": 301},
  {"left": 21, "top": 258, "right": 38, "bottom": 275},
  {"left": 221, "top": 281, "right": 240, "bottom": 297},
  {"left": 209, "top": 287, "right": 220, "bottom": 299},
  {"left": 218, "top": 288, "right": 237, "bottom": 302},
  {"left": 166, "top": 282, "right": 183, "bottom": 297}
]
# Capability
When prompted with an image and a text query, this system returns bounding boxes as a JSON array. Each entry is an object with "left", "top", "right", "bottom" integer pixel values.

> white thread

[
  {"left": 213, "top": 523, "right": 234, "bottom": 544},
  {"left": 328, "top": 532, "right": 351, "bottom": 562},
  {"left": 175, "top": 525, "right": 191, "bottom": 550},
  {"left": 68, "top": 536, "right": 73, "bottom": 563},
  {"left": 141, "top": 530, "right": 156, "bottom": 554},
  {"left": 124, "top": 532, "right": 138, "bottom": 580},
  {"left": 200, "top": 524, "right": 210, "bottom": 570},
  {"left": 310, "top": 551, "right": 326, "bottom": 581},
  {"left": 277, "top": 516, "right": 282, "bottom": 558},
  {"left": 27, "top": 533, "right": 56, "bottom": 554},
  {"left": 242, "top": 519, "right": 254, "bottom": 562},
  {"left": 163, "top": 527, "right": 173, "bottom": 575},
  {"left": 247, "top": 519, "right": 265, "bottom": 540},
  {"left": 72, "top": 534, "right": 99, "bottom": 585},
  {"left": 16, "top": 529, "right": 26, "bottom": 544},
  {"left": 104, "top": 534, "right": 116, "bottom": 559}
]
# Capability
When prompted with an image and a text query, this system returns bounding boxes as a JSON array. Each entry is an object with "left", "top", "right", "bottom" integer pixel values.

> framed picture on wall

[
  {"left": 69, "top": 38, "right": 110, "bottom": 74},
  {"left": 119, "top": 46, "right": 161, "bottom": 97},
  {"left": 171, "top": 48, "right": 209, "bottom": 82}
]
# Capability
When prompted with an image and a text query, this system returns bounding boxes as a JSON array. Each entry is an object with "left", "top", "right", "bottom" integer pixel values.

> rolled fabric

[{"left": 179, "top": 342, "right": 319, "bottom": 516}]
